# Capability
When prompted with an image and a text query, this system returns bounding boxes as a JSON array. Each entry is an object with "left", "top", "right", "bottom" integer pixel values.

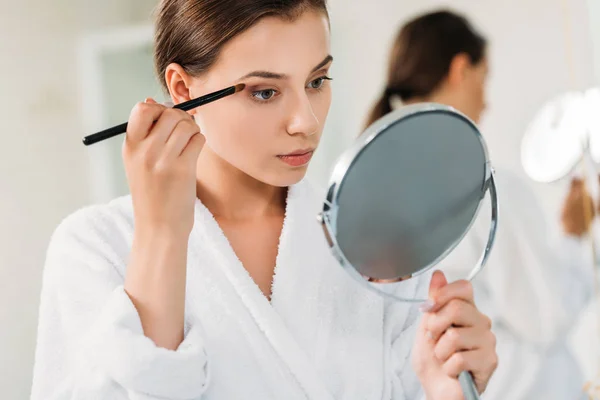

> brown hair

[
  {"left": 365, "top": 9, "right": 486, "bottom": 127},
  {"left": 153, "top": 0, "right": 329, "bottom": 92}
]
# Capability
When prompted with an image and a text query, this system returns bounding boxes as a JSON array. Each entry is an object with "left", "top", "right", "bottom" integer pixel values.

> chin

[{"left": 262, "top": 165, "right": 309, "bottom": 187}]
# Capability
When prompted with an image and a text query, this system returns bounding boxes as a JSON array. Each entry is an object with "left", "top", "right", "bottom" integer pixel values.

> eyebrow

[{"left": 237, "top": 54, "right": 333, "bottom": 81}]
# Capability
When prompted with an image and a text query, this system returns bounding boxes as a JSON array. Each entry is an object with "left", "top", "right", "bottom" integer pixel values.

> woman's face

[{"left": 185, "top": 11, "right": 332, "bottom": 187}]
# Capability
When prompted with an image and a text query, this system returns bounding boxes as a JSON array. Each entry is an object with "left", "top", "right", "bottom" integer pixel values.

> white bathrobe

[
  {"left": 31, "top": 180, "right": 429, "bottom": 400},
  {"left": 439, "top": 167, "right": 593, "bottom": 400}
]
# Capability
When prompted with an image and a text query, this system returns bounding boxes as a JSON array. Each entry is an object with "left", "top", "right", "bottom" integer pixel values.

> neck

[{"left": 195, "top": 148, "right": 286, "bottom": 221}]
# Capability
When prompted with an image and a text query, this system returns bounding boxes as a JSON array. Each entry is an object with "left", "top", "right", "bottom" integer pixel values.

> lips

[{"left": 277, "top": 149, "right": 314, "bottom": 167}]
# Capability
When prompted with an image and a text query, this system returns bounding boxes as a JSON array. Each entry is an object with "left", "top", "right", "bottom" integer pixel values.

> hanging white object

[{"left": 521, "top": 91, "right": 590, "bottom": 183}]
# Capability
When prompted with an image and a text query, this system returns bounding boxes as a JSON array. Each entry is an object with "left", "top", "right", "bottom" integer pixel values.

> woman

[
  {"left": 366, "top": 9, "right": 594, "bottom": 400},
  {"left": 31, "top": 2, "right": 497, "bottom": 399}
]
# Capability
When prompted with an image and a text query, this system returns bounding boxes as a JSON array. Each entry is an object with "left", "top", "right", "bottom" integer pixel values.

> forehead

[{"left": 208, "top": 10, "right": 330, "bottom": 81}]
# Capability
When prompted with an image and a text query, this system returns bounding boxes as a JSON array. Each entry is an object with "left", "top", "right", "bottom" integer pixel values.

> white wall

[
  {"left": 0, "top": 1, "right": 156, "bottom": 398},
  {"left": 587, "top": 0, "right": 600, "bottom": 85},
  {"left": 570, "top": 0, "right": 600, "bottom": 383},
  {"left": 320, "top": 0, "right": 595, "bottom": 215},
  {"left": 0, "top": 0, "right": 596, "bottom": 398}
]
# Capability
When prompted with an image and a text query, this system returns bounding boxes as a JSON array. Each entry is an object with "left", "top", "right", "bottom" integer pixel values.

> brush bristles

[{"left": 234, "top": 83, "right": 246, "bottom": 92}]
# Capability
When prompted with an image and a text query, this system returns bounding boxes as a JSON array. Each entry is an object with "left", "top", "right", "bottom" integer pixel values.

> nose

[{"left": 285, "top": 93, "right": 319, "bottom": 137}]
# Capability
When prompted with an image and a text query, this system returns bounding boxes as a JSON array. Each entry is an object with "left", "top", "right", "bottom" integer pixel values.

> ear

[
  {"left": 447, "top": 53, "right": 471, "bottom": 87},
  {"left": 165, "top": 63, "right": 198, "bottom": 114}
]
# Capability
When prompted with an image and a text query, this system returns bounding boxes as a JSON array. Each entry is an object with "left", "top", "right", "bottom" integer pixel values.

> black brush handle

[
  {"left": 82, "top": 122, "right": 128, "bottom": 145},
  {"left": 82, "top": 85, "right": 239, "bottom": 146}
]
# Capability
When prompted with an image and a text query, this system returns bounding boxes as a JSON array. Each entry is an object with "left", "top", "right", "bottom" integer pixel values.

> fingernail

[
  {"left": 419, "top": 300, "right": 436, "bottom": 313},
  {"left": 426, "top": 331, "right": 434, "bottom": 341},
  {"left": 163, "top": 101, "right": 174, "bottom": 108}
]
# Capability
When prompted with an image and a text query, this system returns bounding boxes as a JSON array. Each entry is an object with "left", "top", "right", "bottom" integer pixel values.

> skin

[
  {"left": 413, "top": 271, "right": 497, "bottom": 397},
  {"left": 404, "top": 52, "right": 489, "bottom": 125},
  {"left": 122, "top": 9, "right": 497, "bottom": 398}
]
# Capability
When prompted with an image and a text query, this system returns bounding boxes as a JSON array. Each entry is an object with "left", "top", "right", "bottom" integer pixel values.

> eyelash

[{"left": 250, "top": 76, "right": 333, "bottom": 104}]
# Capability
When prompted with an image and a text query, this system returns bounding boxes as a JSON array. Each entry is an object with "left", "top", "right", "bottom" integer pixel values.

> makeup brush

[{"left": 82, "top": 83, "right": 246, "bottom": 146}]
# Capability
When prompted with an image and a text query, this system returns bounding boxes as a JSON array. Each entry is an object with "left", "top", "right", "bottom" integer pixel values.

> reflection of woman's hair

[
  {"left": 365, "top": 10, "right": 487, "bottom": 128},
  {"left": 153, "top": 0, "right": 329, "bottom": 93}
]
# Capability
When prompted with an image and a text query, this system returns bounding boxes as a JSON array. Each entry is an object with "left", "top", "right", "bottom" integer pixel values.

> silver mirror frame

[{"left": 317, "top": 103, "right": 499, "bottom": 303}]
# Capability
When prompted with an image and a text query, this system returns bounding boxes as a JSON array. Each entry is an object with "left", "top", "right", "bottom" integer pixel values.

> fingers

[
  {"left": 442, "top": 350, "right": 484, "bottom": 378},
  {"left": 443, "top": 349, "right": 498, "bottom": 392},
  {"left": 126, "top": 100, "right": 167, "bottom": 143},
  {"left": 417, "top": 273, "right": 498, "bottom": 395},
  {"left": 180, "top": 131, "right": 205, "bottom": 162},
  {"left": 127, "top": 98, "right": 197, "bottom": 163},
  {"left": 433, "top": 326, "right": 493, "bottom": 363},
  {"left": 425, "top": 300, "right": 487, "bottom": 341},
  {"left": 148, "top": 107, "right": 194, "bottom": 145},
  {"left": 428, "top": 270, "right": 448, "bottom": 298},
  {"left": 426, "top": 277, "right": 474, "bottom": 313},
  {"left": 161, "top": 118, "right": 203, "bottom": 160}
]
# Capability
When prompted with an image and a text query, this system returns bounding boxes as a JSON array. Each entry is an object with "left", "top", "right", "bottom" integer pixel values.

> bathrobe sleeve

[{"left": 30, "top": 206, "right": 209, "bottom": 400}]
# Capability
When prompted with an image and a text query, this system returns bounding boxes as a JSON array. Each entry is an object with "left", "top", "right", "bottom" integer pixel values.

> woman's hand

[
  {"left": 123, "top": 98, "right": 205, "bottom": 238},
  {"left": 412, "top": 271, "right": 498, "bottom": 399},
  {"left": 123, "top": 98, "right": 204, "bottom": 350},
  {"left": 561, "top": 177, "right": 595, "bottom": 237}
]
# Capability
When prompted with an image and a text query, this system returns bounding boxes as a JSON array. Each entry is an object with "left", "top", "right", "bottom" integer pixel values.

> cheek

[
  {"left": 312, "top": 88, "right": 332, "bottom": 127},
  {"left": 477, "top": 76, "right": 487, "bottom": 102},
  {"left": 470, "top": 82, "right": 485, "bottom": 109},
  {"left": 195, "top": 102, "right": 281, "bottom": 160}
]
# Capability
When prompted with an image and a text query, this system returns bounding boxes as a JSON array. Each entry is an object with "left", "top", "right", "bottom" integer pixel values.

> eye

[
  {"left": 252, "top": 89, "right": 277, "bottom": 101},
  {"left": 308, "top": 76, "right": 332, "bottom": 89}
]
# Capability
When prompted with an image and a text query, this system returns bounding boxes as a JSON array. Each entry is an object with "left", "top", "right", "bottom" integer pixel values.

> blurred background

[{"left": 1, "top": 0, "right": 600, "bottom": 398}]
